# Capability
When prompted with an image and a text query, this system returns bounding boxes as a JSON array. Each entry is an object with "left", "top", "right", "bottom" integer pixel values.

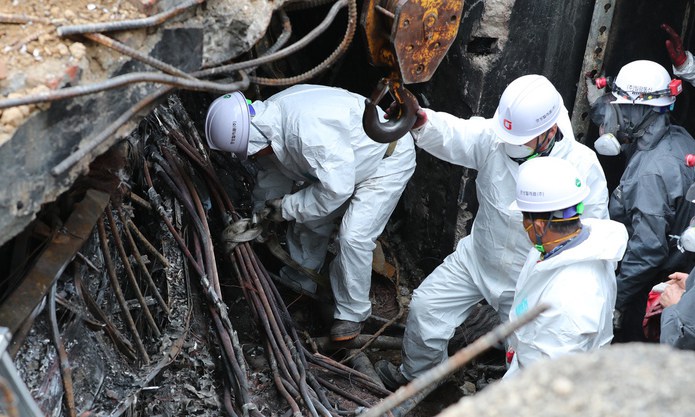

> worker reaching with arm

[
  {"left": 205, "top": 84, "right": 416, "bottom": 342},
  {"left": 662, "top": 23, "right": 695, "bottom": 87},
  {"left": 376, "top": 74, "right": 609, "bottom": 390}
]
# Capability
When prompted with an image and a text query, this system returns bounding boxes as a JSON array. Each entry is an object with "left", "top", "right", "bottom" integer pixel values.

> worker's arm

[
  {"left": 411, "top": 109, "right": 496, "bottom": 170},
  {"left": 280, "top": 130, "right": 357, "bottom": 224}
]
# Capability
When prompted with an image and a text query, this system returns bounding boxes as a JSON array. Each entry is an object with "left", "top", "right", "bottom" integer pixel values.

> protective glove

[
  {"left": 385, "top": 101, "right": 428, "bottom": 130},
  {"left": 662, "top": 23, "right": 688, "bottom": 68},
  {"left": 585, "top": 74, "right": 603, "bottom": 107},
  {"left": 259, "top": 198, "right": 285, "bottom": 223}
]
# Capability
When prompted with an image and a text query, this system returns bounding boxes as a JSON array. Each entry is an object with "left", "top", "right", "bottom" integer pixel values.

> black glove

[{"left": 260, "top": 198, "right": 285, "bottom": 223}]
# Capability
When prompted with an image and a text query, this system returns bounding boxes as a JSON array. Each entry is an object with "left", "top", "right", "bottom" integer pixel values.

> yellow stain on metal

[{"left": 360, "top": 0, "right": 464, "bottom": 84}]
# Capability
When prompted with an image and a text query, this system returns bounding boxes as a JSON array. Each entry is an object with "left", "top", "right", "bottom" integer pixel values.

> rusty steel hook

[{"left": 362, "top": 78, "right": 419, "bottom": 143}]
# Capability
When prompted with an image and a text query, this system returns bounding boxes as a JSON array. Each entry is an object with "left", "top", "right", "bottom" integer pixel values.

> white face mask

[
  {"left": 594, "top": 133, "right": 622, "bottom": 156},
  {"left": 676, "top": 214, "right": 695, "bottom": 252},
  {"left": 679, "top": 227, "right": 695, "bottom": 252},
  {"left": 504, "top": 143, "right": 535, "bottom": 159}
]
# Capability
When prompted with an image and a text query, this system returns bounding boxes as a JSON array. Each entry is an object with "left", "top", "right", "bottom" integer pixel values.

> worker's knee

[{"left": 336, "top": 229, "right": 375, "bottom": 253}]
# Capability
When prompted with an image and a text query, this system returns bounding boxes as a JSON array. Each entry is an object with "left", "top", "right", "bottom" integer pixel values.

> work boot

[
  {"left": 375, "top": 360, "right": 409, "bottom": 391},
  {"left": 330, "top": 320, "right": 363, "bottom": 342}
]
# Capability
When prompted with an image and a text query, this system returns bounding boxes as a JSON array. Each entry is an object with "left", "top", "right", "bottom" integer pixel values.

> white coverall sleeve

[
  {"left": 411, "top": 110, "right": 495, "bottom": 170},
  {"left": 280, "top": 132, "right": 356, "bottom": 224},
  {"left": 674, "top": 51, "right": 695, "bottom": 88},
  {"left": 252, "top": 158, "right": 295, "bottom": 212}
]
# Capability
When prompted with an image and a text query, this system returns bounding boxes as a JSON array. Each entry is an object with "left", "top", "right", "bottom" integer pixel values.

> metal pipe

[
  {"left": 570, "top": 0, "right": 617, "bottom": 143},
  {"left": 57, "top": 0, "right": 204, "bottom": 37}
]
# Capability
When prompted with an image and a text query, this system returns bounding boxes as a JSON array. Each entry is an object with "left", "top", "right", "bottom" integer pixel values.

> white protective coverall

[
  {"left": 248, "top": 84, "right": 416, "bottom": 322},
  {"left": 673, "top": 51, "right": 695, "bottom": 86},
  {"left": 400, "top": 107, "right": 609, "bottom": 380},
  {"left": 505, "top": 218, "right": 628, "bottom": 377}
]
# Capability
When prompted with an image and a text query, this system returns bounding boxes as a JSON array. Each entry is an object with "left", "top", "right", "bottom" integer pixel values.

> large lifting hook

[
  {"left": 360, "top": 0, "right": 464, "bottom": 143},
  {"left": 363, "top": 78, "right": 419, "bottom": 143}
]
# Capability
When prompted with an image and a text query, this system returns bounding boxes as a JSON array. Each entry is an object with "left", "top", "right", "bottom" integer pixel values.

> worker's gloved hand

[
  {"left": 585, "top": 74, "right": 603, "bottom": 107},
  {"left": 385, "top": 101, "right": 428, "bottom": 130},
  {"left": 260, "top": 198, "right": 285, "bottom": 223},
  {"left": 662, "top": 23, "right": 688, "bottom": 68}
]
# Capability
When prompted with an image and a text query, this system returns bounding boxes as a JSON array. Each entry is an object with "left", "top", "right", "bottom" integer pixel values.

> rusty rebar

[
  {"left": 97, "top": 216, "right": 150, "bottom": 364},
  {"left": 197, "top": 0, "right": 346, "bottom": 79},
  {"left": 0, "top": 71, "right": 245, "bottom": 110},
  {"left": 48, "top": 283, "right": 77, "bottom": 417},
  {"left": 0, "top": 13, "right": 54, "bottom": 24},
  {"left": 126, "top": 220, "right": 169, "bottom": 267},
  {"left": 268, "top": 340, "right": 302, "bottom": 417},
  {"left": 307, "top": 352, "right": 391, "bottom": 396},
  {"left": 315, "top": 376, "right": 371, "bottom": 408},
  {"left": 83, "top": 32, "right": 193, "bottom": 78},
  {"left": 143, "top": 160, "right": 205, "bottom": 278},
  {"left": 150, "top": 153, "right": 253, "bottom": 410},
  {"left": 249, "top": 0, "right": 356, "bottom": 86},
  {"left": 51, "top": 85, "right": 172, "bottom": 177},
  {"left": 116, "top": 205, "right": 170, "bottom": 314},
  {"left": 57, "top": 0, "right": 204, "bottom": 37},
  {"left": 74, "top": 270, "right": 137, "bottom": 360},
  {"left": 48, "top": 71, "right": 249, "bottom": 178},
  {"left": 105, "top": 205, "right": 162, "bottom": 337}
]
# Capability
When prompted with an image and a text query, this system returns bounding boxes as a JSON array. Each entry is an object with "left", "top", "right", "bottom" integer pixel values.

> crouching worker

[
  {"left": 505, "top": 157, "right": 628, "bottom": 377},
  {"left": 205, "top": 85, "right": 416, "bottom": 342}
]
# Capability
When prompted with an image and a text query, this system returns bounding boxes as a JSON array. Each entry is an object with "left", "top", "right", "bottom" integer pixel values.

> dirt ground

[{"left": 0, "top": 0, "right": 145, "bottom": 145}]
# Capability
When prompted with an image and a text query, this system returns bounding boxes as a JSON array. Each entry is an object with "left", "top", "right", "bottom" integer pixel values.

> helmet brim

[{"left": 492, "top": 109, "right": 538, "bottom": 145}]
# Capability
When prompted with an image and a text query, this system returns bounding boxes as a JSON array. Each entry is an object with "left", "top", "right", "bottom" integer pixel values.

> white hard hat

[
  {"left": 509, "top": 156, "right": 590, "bottom": 213},
  {"left": 611, "top": 60, "right": 676, "bottom": 107},
  {"left": 205, "top": 92, "right": 251, "bottom": 159},
  {"left": 493, "top": 74, "right": 563, "bottom": 145}
]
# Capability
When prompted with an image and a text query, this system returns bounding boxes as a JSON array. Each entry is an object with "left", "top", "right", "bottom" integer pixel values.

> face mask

[
  {"left": 680, "top": 227, "right": 695, "bottom": 252},
  {"left": 504, "top": 143, "right": 536, "bottom": 160},
  {"left": 592, "top": 98, "right": 662, "bottom": 155},
  {"left": 594, "top": 133, "right": 622, "bottom": 156}
]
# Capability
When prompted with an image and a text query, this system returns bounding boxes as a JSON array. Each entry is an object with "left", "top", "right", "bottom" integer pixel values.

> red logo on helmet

[{"left": 504, "top": 119, "right": 512, "bottom": 130}]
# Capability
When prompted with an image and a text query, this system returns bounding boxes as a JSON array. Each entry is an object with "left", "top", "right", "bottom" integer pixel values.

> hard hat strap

[{"left": 526, "top": 213, "right": 582, "bottom": 255}]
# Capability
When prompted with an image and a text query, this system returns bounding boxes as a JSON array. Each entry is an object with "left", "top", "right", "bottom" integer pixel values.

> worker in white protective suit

[
  {"left": 505, "top": 156, "right": 627, "bottom": 377},
  {"left": 205, "top": 85, "right": 416, "bottom": 342},
  {"left": 375, "top": 74, "right": 609, "bottom": 390}
]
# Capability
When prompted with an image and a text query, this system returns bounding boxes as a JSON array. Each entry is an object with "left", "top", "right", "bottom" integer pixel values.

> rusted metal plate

[
  {"left": 0, "top": 189, "right": 110, "bottom": 334},
  {"left": 392, "top": 0, "right": 464, "bottom": 84},
  {"left": 360, "top": 0, "right": 464, "bottom": 84},
  {"left": 360, "top": 0, "right": 399, "bottom": 69}
]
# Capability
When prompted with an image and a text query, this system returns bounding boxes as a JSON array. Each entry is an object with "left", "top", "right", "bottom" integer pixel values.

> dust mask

[
  {"left": 679, "top": 227, "right": 695, "bottom": 252},
  {"left": 594, "top": 133, "right": 621, "bottom": 156},
  {"left": 504, "top": 143, "right": 536, "bottom": 160}
]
